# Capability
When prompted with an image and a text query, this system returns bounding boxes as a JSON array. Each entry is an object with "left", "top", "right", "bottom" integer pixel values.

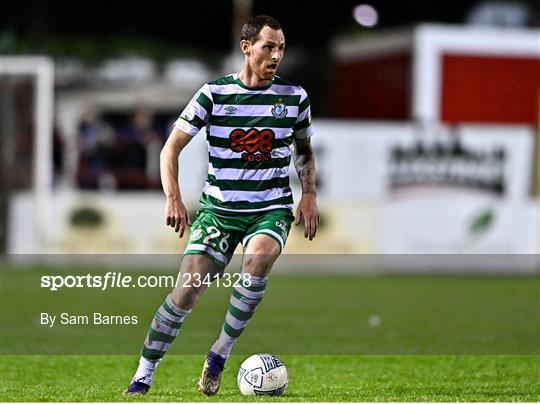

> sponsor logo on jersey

[
  {"left": 271, "top": 99, "right": 288, "bottom": 119},
  {"left": 229, "top": 128, "right": 275, "bottom": 162}
]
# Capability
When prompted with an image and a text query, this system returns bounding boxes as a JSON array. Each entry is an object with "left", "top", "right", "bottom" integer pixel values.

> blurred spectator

[
  {"left": 77, "top": 107, "right": 166, "bottom": 191},
  {"left": 77, "top": 107, "right": 116, "bottom": 190},
  {"left": 112, "top": 107, "right": 163, "bottom": 189}
]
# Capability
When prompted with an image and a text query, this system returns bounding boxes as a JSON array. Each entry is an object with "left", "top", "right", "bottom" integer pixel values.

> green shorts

[{"left": 184, "top": 208, "right": 294, "bottom": 267}]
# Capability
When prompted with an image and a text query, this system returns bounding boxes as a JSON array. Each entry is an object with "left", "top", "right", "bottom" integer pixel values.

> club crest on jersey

[
  {"left": 189, "top": 228, "right": 203, "bottom": 242},
  {"left": 271, "top": 99, "right": 288, "bottom": 119}
]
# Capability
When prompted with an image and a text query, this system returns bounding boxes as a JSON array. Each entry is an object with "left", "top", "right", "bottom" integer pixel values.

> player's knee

[
  {"left": 245, "top": 235, "right": 281, "bottom": 256},
  {"left": 243, "top": 239, "right": 280, "bottom": 276}
]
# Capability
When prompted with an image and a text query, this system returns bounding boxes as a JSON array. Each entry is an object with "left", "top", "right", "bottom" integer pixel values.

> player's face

[{"left": 245, "top": 26, "right": 286, "bottom": 81}]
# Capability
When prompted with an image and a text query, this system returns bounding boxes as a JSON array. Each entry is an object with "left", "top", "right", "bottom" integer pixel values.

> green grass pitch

[
  {"left": 1, "top": 354, "right": 538, "bottom": 401},
  {"left": 1, "top": 264, "right": 539, "bottom": 401}
]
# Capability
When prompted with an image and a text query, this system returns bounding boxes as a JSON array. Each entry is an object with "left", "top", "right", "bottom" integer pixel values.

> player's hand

[
  {"left": 294, "top": 193, "right": 319, "bottom": 240},
  {"left": 165, "top": 196, "right": 191, "bottom": 238}
]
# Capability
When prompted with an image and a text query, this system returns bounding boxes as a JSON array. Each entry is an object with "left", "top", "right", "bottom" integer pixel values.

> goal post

[{"left": 1, "top": 56, "right": 55, "bottom": 255}]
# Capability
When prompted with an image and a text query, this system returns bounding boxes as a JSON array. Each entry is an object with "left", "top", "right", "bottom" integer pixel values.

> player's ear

[{"left": 240, "top": 40, "right": 250, "bottom": 55}]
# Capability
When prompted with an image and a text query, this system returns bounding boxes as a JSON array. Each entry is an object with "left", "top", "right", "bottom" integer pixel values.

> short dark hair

[{"left": 240, "top": 15, "right": 282, "bottom": 43}]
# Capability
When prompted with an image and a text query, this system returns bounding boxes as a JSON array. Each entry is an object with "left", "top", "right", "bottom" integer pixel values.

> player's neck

[{"left": 237, "top": 68, "right": 272, "bottom": 89}]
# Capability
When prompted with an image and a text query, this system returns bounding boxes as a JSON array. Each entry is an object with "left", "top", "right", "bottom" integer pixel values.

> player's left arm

[{"left": 293, "top": 137, "right": 319, "bottom": 240}]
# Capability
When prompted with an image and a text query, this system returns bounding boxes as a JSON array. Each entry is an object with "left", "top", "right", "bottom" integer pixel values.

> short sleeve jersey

[{"left": 175, "top": 73, "right": 314, "bottom": 213}]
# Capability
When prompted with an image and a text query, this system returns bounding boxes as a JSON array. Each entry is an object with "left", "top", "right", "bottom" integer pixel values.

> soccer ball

[{"left": 237, "top": 354, "right": 288, "bottom": 396}]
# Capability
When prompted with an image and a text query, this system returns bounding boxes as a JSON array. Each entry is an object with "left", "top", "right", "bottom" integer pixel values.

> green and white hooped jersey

[{"left": 175, "top": 73, "right": 313, "bottom": 213}]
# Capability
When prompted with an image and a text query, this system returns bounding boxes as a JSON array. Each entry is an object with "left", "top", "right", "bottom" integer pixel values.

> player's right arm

[
  {"left": 163, "top": 83, "right": 213, "bottom": 237},
  {"left": 160, "top": 127, "right": 194, "bottom": 238}
]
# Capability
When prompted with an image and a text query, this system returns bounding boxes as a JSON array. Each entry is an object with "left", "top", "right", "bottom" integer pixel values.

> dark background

[
  {"left": 4, "top": 0, "right": 538, "bottom": 117},
  {"left": 2, "top": 0, "right": 539, "bottom": 53}
]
